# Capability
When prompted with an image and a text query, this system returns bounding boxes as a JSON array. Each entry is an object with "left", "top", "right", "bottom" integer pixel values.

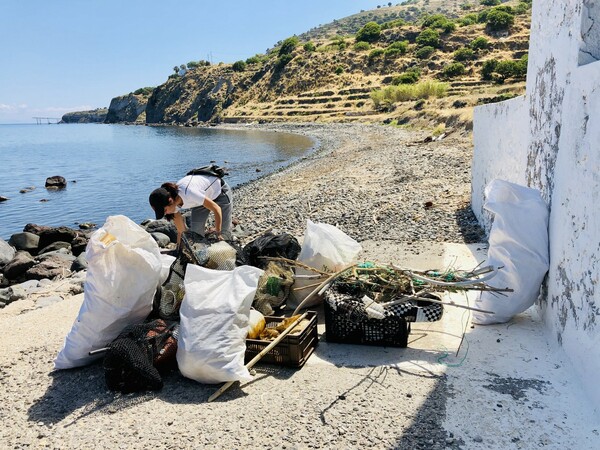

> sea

[{"left": 0, "top": 124, "right": 315, "bottom": 240}]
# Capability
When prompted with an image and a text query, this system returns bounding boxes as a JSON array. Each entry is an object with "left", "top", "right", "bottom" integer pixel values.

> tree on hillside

[
  {"left": 356, "top": 21, "right": 382, "bottom": 43},
  {"left": 279, "top": 37, "right": 299, "bottom": 56}
]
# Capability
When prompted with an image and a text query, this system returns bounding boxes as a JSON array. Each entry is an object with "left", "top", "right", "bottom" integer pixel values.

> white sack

[
  {"left": 177, "top": 264, "right": 263, "bottom": 384},
  {"left": 288, "top": 220, "right": 362, "bottom": 310},
  {"left": 472, "top": 179, "right": 549, "bottom": 325},
  {"left": 54, "top": 215, "right": 162, "bottom": 369}
]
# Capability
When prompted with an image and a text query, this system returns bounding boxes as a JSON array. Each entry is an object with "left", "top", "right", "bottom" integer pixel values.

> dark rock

[
  {"left": 38, "top": 226, "right": 78, "bottom": 249},
  {"left": 0, "top": 239, "right": 16, "bottom": 268},
  {"left": 8, "top": 232, "right": 40, "bottom": 253},
  {"left": 37, "top": 248, "right": 76, "bottom": 263},
  {"left": 0, "top": 196, "right": 8, "bottom": 202},
  {"left": 19, "top": 186, "right": 35, "bottom": 194},
  {"left": 3, "top": 251, "right": 35, "bottom": 280},
  {"left": 38, "top": 241, "right": 72, "bottom": 255},
  {"left": 78, "top": 222, "right": 96, "bottom": 230},
  {"left": 23, "top": 224, "right": 51, "bottom": 235},
  {"left": 25, "top": 254, "right": 73, "bottom": 280},
  {"left": 145, "top": 219, "right": 178, "bottom": 242},
  {"left": 45, "top": 176, "right": 67, "bottom": 189},
  {"left": 71, "top": 236, "right": 88, "bottom": 257},
  {"left": 71, "top": 253, "right": 88, "bottom": 272},
  {"left": 0, "top": 273, "right": 8, "bottom": 288},
  {"left": 39, "top": 199, "right": 50, "bottom": 202},
  {"left": 150, "top": 232, "right": 171, "bottom": 248},
  {"left": 0, "top": 288, "right": 10, "bottom": 304}
]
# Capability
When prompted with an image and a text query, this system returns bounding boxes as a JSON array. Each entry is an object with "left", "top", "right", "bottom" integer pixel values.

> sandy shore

[{"left": 3, "top": 123, "right": 596, "bottom": 449}]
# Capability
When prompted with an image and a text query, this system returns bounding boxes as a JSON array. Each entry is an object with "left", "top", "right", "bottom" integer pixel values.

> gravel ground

[
  {"left": 230, "top": 122, "right": 485, "bottom": 246},
  {"left": 0, "top": 123, "right": 486, "bottom": 449}
]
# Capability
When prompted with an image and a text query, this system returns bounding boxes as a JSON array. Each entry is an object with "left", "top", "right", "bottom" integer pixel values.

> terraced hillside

[{"left": 113, "top": 0, "right": 532, "bottom": 132}]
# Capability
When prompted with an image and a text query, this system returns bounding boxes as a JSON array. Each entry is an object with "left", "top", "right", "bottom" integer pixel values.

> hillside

[{"left": 107, "top": 0, "right": 531, "bottom": 132}]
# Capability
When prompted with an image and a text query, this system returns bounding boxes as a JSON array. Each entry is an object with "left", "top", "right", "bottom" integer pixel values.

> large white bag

[
  {"left": 177, "top": 264, "right": 263, "bottom": 384},
  {"left": 54, "top": 215, "right": 162, "bottom": 369},
  {"left": 472, "top": 179, "right": 549, "bottom": 325},
  {"left": 288, "top": 220, "right": 362, "bottom": 310}
]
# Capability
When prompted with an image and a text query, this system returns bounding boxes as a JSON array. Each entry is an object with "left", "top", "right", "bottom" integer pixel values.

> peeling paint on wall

[{"left": 526, "top": 57, "right": 564, "bottom": 203}]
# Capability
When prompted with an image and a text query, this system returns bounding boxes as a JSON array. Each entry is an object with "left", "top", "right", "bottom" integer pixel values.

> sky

[{"left": 0, "top": 0, "right": 393, "bottom": 124}]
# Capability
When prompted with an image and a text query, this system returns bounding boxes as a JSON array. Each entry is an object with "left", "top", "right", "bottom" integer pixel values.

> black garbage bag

[{"left": 242, "top": 231, "right": 301, "bottom": 269}]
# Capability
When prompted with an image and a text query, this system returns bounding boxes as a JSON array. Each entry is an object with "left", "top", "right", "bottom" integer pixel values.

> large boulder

[
  {"left": 25, "top": 254, "right": 73, "bottom": 280},
  {"left": 23, "top": 224, "right": 51, "bottom": 235},
  {"left": 3, "top": 251, "right": 35, "bottom": 280},
  {"left": 45, "top": 176, "right": 67, "bottom": 189},
  {"left": 145, "top": 219, "right": 178, "bottom": 242},
  {"left": 37, "top": 226, "right": 78, "bottom": 249},
  {"left": 70, "top": 235, "right": 89, "bottom": 256},
  {"left": 150, "top": 232, "right": 171, "bottom": 248},
  {"left": 8, "top": 232, "right": 39, "bottom": 253},
  {"left": 71, "top": 253, "right": 88, "bottom": 272},
  {"left": 38, "top": 241, "right": 72, "bottom": 255},
  {"left": 0, "top": 239, "right": 16, "bottom": 267}
]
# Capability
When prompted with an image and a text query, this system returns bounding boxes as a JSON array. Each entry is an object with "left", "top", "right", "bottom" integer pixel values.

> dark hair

[
  {"left": 161, "top": 182, "right": 179, "bottom": 221},
  {"left": 161, "top": 182, "right": 179, "bottom": 199}
]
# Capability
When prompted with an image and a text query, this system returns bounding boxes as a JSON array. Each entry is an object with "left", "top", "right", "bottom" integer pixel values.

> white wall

[{"left": 472, "top": 0, "right": 600, "bottom": 410}]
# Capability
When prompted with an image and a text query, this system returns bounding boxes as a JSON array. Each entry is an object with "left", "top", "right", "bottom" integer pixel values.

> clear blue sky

[{"left": 0, "top": 0, "right": 393, "bottom": 124}]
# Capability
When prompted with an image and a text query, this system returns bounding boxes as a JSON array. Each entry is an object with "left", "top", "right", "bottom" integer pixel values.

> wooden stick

[{"left": 207, "top": 312, "right": 309, "bottom": 403}]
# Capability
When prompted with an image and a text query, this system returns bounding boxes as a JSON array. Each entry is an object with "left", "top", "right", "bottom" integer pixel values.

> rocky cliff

[
  {"left": 104, "top": 93, "right": 149, "bottom": 123},
  {"left": 60, "top": 108, "right": 108, "bottom": 124}
]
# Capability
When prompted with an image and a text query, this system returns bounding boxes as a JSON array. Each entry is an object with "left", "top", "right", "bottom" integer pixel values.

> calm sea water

[{"left": 0, "top": 124, "right": 314, "bottom": 239}]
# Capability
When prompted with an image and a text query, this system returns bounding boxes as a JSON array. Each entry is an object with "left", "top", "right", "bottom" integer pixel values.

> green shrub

[
  {"left": 454, "top": 47, "right": 476, "bottom": 61},
  {"left": 368, "top": 48, "right": 385, "bottom": 62},
  {"left": 441, "top": 62, "right": 466, "bottom": 78},
  {"left": 381, "top": 18, "right": 406, "bottom": 29},
  {"left": 356, "top": 21, "right": 382, "bottom": 43},
  {"left": 415, "top": 45, "right": 435, "bottom": 59},
  {"left": 486, "top": 9, "right": 515, "bottom": 31},
  {"left": 335, "top": 65, "right": 345, "bottom": 75},
  {"left": 481, "top": 59, "right": 499, "bottom": 80},
  {"left": 275, "top": 53, "right": 293, "bottom": 69},
  {"left": 232, "top": 60, "right": 246, "bottom": 72},
  {"left": 133, "top": 87, "right": 154, "bottom": 96},
  {"left": 246, "top": 55, "right": 265, "bottom": 65},
  {"left": 354, "top": 41, "right": 371, "bottom": 51},
  {"left": 392, "top": 69, "right": 420, "bottom": 84},
  {"left": 458, "top": 13, "right": 478, "bottom": 26},
  {"left": 470, "top": 36, "right": 490, "bottom": 51},
  {"left": 421, "top": 14, "right": 456, "bottom": 33},
  {"left": 480, "top": 0, "right": 499, "bottom": 5},
  {"left": 303, "top": 42, "right": 316, "bottom": 52},
  {"left": 384, "top": 41, "right": 409, "bottom": 58},
  {"left": 279, "top": 37, "right": 299, "bottom": 56},
  {"left": 515, "top": 2, "right": 531, "bottom": 14},
  {"left": 416, "top": 28, "right": 441, "bottom": 48},
  {"left": 477, "top": 9, "right": 490, "bottom": 23}
]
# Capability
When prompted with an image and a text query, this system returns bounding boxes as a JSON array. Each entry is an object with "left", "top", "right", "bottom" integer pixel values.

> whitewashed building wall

[{"left": 472, "top": 0, "right": 600, "bottom": 410}]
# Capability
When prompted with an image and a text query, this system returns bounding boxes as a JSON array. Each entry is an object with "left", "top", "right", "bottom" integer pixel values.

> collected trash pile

[{"left": 53, "top": 215, "right": 509, "bottom": 399}]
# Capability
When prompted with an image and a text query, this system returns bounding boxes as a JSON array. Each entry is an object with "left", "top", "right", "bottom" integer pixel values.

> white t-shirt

[{"left": 176, "top": 175, "right": 222, "bottom": 209}]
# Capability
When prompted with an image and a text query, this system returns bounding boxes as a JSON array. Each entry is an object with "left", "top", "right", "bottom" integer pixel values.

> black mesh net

[{"left": 103, "top": 319, "right": 178, "bottom": 393}]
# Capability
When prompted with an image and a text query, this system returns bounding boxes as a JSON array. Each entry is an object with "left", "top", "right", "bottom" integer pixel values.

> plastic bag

[
  {"left": 242, "top": 231, "right": 301, "bottom": 269},
  {"left": 472, "top": 179, "right": 549, "bottom": 325},
  {"left": 288, "top": 220, "right": 362, "bottom": 310},
  {"left": 177, "top": 264, "right": 263, "bottom": 384},
  {"left": 54, "top": 216, "right": 162, "bottom": 369}
]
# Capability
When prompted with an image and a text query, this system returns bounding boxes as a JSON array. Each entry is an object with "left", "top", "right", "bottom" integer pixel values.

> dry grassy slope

[{"left": 144, "top": 0, "right": 530, "bottom": 131}]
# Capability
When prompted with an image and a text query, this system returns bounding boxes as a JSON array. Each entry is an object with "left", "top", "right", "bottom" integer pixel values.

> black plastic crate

[
  {"left": 324, "top": 300, "right": 411, "bottom": 348},
  {"left": 245, "top": 311, "right": 318, "bottom": 368}
]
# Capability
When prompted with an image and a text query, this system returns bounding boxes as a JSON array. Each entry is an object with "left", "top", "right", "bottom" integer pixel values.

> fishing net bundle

[
  {"left": 252, "top": 262, "right": 295, "bottom": 315},
  {"left": 103, "top": 319, "right": 179, "bottom": 393}
]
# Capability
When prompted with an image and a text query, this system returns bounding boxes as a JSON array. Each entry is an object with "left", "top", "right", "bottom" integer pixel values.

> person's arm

[
  {"left": 172, "top": 211, "right": 187, "bottom": 246},
  {"left": 203, "top": 197, "right": 223, "bottom": 238}
]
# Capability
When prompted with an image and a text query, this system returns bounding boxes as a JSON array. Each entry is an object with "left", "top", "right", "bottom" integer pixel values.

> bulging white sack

[
  {"left": 177, "top": 264, "right": 263, "bottom": 384},
  {"left": 472, "top": 179, "right": 549, "bottom": 325},
  {"left": 288, "top": 220, "right": 362, "bottom": 310},
  {"left": 54, "top": 216, "right": 162, "bottom": 369}
]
